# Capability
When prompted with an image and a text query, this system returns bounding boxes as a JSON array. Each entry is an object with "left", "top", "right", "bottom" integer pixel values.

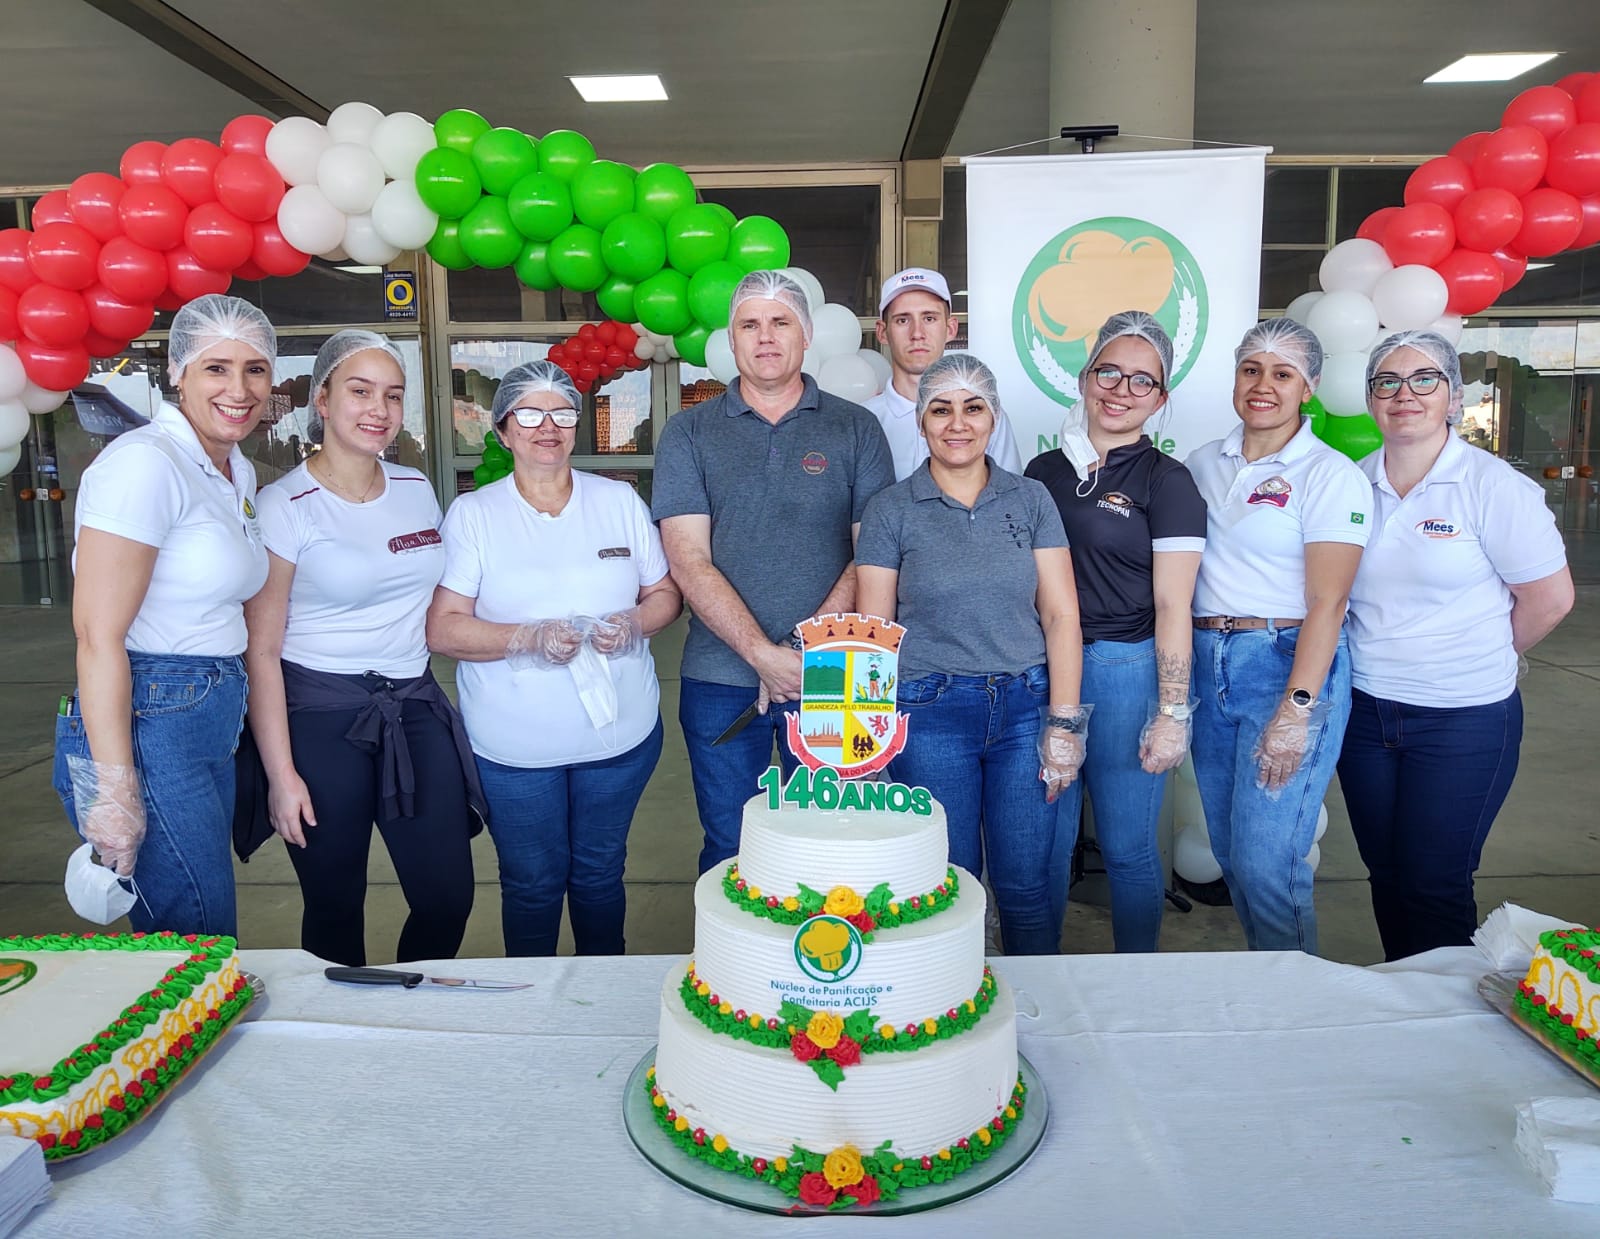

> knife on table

[{"left": 324, "top": 966, "right": 531, "bottom": 991}]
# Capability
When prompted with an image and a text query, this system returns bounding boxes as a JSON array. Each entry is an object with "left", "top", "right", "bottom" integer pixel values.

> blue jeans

[
  {"left": 888, "top": 665, "right": 1059, "bottom": 955},
  {"left": 1337, "top": 687, "right": 1522, "bottom": 961},
  {"left": 53, "top": 653, "right": 247, "bottom": 937},
  {"left": 679, "top": 677, "right": 800, "bottom": 875},
  {"left": 1049, "top": 637, "right": 1169, "bottom": 953},
  {"left": 475, "top": 717, "right": 663, "bottom": 957},
  {"left": 1190, "top": 626, "right": 1351, "bottom": 955}
]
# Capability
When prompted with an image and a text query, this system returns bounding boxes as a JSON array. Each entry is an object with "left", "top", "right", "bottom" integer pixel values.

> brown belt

[{"left": 1193, "top": 616, "right": 1302, "bottom": 632}]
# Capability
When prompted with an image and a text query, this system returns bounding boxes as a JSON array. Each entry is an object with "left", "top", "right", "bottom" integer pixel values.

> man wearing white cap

[{"left": 863, "top": 267, "right": 1022, "bottom": 481}]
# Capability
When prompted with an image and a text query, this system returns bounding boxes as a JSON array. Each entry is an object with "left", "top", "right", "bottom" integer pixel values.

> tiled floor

[{"left": 3, "top": 539, "right": 1598, "bottom": 962}]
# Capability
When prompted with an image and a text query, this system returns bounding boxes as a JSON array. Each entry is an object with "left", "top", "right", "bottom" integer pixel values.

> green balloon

[
  {"left": 705, "top": 202, "right": 736, "bottom": 231},
  {"left": 727, "top": 215, "right": 791, "bottom": 272},
  {"left": 571, "top": 160, "right": 638, "bottom": 231},
  {"left": 415, "top": 147, "right": 482, "bottom": 219},
  {"left": 458, "top": 195, "right": 523, "bottom": 269},
  {"left": 472, "top": 462, "right": 496, "bottom": 488},
  {"left": 665, "top": 204, "right": 731, "bottom": 275},
  {"left": 675, "top": 322, "right": 711, "bottom": 368},
  {"left": 426, "top": 219, "right": 473, "bottom": 270},
  {"left": 546, "top": 223, "right": 607, "bottom": 292},
  {"left": 471, "top": 128, "right": 540, "bottom": 198},
  {"left": 435, "top": 108, "right": 491, "bottom": 155},
  {"left": 1314, "top": 408, "right": 1383, "bottom": 462},
  {"left": 507, "top": 172, "right": 573, "bottom": 242},
  {"left": 686, "top": 259, "right": 744, "bottom": 329},
  {"left": 514, "top": 239, "right": 557, "bottom": 291},
  {"left": 482, "top": 430, "right": 509, "bottom": 460},
  {"left": 538, "top": 130, "right": 597, "bottom": 184},
  {"left": 596, "top": 274, "right": 638, "bottom": 323},
  {"left": 634, "top": 163, "right": 697, "bottom": 224},
  {"left": 600, "top": 212, "right": 666, "bottom": 282},
  {"left": 634, "top": 268, "right": 693, "bottom": 336}
]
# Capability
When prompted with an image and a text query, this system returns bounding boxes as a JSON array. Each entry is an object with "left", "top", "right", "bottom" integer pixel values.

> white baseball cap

[{"left": 878, "top": 267, "right": 952, "bottom": 316}]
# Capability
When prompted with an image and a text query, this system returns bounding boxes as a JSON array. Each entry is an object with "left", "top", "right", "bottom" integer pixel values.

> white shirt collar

[
  {"left": 1221, "top": 416, "right": 1317, "bottom": 465},
  {"left": 153, "top": 401, "right": 246, "bottom": 483},
  {"left": 880, "top": 383, "right": 917, "bottom": 419}
]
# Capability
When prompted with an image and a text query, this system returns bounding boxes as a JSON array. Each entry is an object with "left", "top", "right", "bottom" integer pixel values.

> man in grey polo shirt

[{"left": 654, "top": 269, "right": 895, "bottom": 873}]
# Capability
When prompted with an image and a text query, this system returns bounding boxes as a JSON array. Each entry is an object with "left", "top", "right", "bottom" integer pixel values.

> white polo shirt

[
  {"left": 1348, "top": 433, "right": 1566, "bottom": 707},
  {"left": 73, "top": 402, "right": 268, "bottom": 656},
  {"left": 438, "top": 469, "right": 670, "bottom": 768},
  {"left": 1188, "top": 417, "right": 1372, "bottom": 619},
  {"left": 255, "top": 461, "right": 445, "bottom": 678},
  {"left": 862, "top": 382, "right": 1024, "bottom": 482}
]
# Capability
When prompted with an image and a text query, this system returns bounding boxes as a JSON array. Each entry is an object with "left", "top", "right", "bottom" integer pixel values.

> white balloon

[
  {"left": 20, "top": 380, "right": 68, "bottom": 414},
  {"left": 370, "top": 179, "right": 438, "bottom": 250},
  {"left": 1285, "top": 290, "right": 1323, "bottom": 325},
  {"left": 1318, "top": 351, "right": 1371, "bottom": 416},
  {"left": 705, "top": 328, "right": 737, "bottom": 384},
  {"left": 778, "top": 266, "right": 826, "bottom": 313},
  {"left": 810, "top": 303, "right": 863, "bottom": 361},
  {"left": 1306, "top": 290, "right": 1380, "bottom": 357},
  {"left": 369, "top": 111, "right": 438, "bottom": 182},
  {"left": 1305, "top": 841, "right": 1322, "bottom": 873},
  {"left": 1318, "top": 238, "right": 1392, "bottom": 297},
  {"left": 320, "top": 244, "right": 351, "bottom": 263},
  {"left": 652, "top": 344, "right": 671, "bottom": 364},
  {"left": 801, "top": 348, "right": 821, "bottom": 376},
  {"left": 1173, "top": 825, "right": 1223, "bottom": 884},
  {"left": 633, "top": 337, "right": 653, "bottom": 362},
  {"left": 1426, "top": 313, "right": 1465, "bottom": 347},
  {"left": 0, "top": 441, "right": 20, "bottom": 476},
  {"left": 1313, "top": 803, "right": 1329, "bottom": 844},
  {"left": 277, "top": 185, "right": 347, "bottom": 257},
  {"left": 0, "top": 344, "right": 25, "bottom": 401},
  {"left": 264, "top": 116, "right": 331, "bottom": 188},
  {"left": 317, "top": 143, "right": 386, "bottom": 215},
  {"left": 326, "top": 101, "right": 385, "bottom": 148},
  {"left": 817, "top": 354, "right": 878, "bottom": 403},
  {"left": 0, "top": 399, "right": 28, "bottom": 447},
  {"left": 341, "top": 213, "right": 401, "bottom": 266},
  {"left": 857, "top": 347, "right": 892, "bottom": 394},
  {"left": 1371, "top": 264, "right": 1449, "bottom": 331}
]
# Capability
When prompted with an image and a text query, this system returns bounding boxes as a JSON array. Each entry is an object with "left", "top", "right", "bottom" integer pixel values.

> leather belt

[{"left": 1192, "top": 616, "right": 1302, "bottom": 632}]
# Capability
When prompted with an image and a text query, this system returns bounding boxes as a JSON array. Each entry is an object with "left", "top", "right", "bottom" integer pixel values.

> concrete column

[{"left": 1049, "top": 0, "right": 1196, "bottom": 144}]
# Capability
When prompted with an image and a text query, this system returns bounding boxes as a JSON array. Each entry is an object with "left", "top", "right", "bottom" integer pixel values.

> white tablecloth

[{"left": 17, "top": 948, "right": 1599, "bottom": 1237}]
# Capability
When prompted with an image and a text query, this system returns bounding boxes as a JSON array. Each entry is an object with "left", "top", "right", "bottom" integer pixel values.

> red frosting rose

[
  {"left": 790, "top": 1032, "right": 822, "bottom": 1062},
  {"left": 827, "top": 1035, "right": 862, "bottom": 1067},
  {"left": 845, "top": 1174, "right": 881, "bottom": 1206},
  {"left": 798, "top": 1172, "right": 837, "bottom": 1206},
  {"left": 846, "top": 910, "right": 875, "bottom": 933}
]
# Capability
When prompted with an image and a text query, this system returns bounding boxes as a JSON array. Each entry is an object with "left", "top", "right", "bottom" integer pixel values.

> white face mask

[
  {"left": 568, "top": 642, "right": 619, "bottom": 740},
  {"left": 63, "top": 842, "right": 142, "bottom": 925},
  {"left": 1059, "top": 406, "right": 1102, "bottom": 497}
]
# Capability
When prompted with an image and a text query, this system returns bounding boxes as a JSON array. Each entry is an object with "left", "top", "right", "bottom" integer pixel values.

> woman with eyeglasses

[
  {"left": 1025, "top": 311, "right": 1207, "bottom": 952},
  {"left": 1338, "top": 330, "right": 1572, "bottom": 961},
  {"left": 426, "top": 359, "right": 682, "bottom": 956}
]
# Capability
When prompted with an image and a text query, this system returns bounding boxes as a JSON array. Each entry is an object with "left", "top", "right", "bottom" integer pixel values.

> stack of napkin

[
  {"left": 0, "top": 1136, "right": 50, "bottom": 1238},
  {"left": 1472, "top": 901, "right": 1583, "bottom": 972},
  {"left": 1516, "top": 1097, "right": 1600, "bottom": 1204}
]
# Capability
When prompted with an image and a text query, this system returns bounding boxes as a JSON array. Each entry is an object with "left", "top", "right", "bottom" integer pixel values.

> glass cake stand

[
  {"left": 622, "top": 1047, "right": 1049, "bottom": 1215},
  {"left": 1478, "top": 971, "right": 1600, "bottom": 1091}
]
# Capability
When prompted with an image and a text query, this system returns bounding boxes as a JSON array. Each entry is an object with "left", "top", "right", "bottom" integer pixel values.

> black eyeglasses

[
  {"left": 1368, "top": 371, "right": 1446, "bottom": 398},
  {"left": 1091, "top": 366, "right": 1163, "bottom": 397}
]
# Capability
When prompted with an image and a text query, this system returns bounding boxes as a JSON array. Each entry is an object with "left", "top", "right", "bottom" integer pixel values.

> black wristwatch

[{"left": 1288, "top": 688, "right": 1314, "bottom": 708}]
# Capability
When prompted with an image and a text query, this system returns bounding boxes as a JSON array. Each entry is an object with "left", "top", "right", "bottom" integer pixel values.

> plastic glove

[
  {"left": 588, "top": 608, "right": 643, "bottom": 656},
  {"left": 65, "top": 755, "right": 146, "bottom": 878},
  {"left": 1139, "top": 700, "right": 1197, "bottom": 775},
  {"left": 505, "top": 617, "right": 588, "bottom": 669},
  {"left": 1253, "top": 695, "right": 1330, "bottom": 793},
  {"left": 1038, "top": 705, "right": 1093, "bottom": 804}
]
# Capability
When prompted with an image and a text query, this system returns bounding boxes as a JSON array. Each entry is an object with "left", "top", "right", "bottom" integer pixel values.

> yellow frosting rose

[
  {"left": 712, "top": 1134, "right": 729, "bottom": 1153},
  {"left": 824, "top": 885, "right": 865, "bottom": 917},
  {"left": 806, "top": 1010, "right": 844, "bottom": 1050},
  {"left": 774, "top": 1157, "right": 788, "bottom": 1173},
  {"left": 782, "top": 896, "right": 800, "bottom": 912},
  {"left": 823, "top": 1145, "right": 865, "bottom": 1188}
]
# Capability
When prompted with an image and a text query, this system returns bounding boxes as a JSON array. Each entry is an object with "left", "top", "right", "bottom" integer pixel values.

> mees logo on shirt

[{"left": 1416, "top": 518, "right": 1460, "bottom": 539}]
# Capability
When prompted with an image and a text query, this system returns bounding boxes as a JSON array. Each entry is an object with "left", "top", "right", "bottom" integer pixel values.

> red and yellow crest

[{"left": 785, "top": 612, "right": 908, "bottom": 779}]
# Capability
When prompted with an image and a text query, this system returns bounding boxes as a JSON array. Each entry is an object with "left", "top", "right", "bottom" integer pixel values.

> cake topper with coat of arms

[{"left": 785, "top": 613, "right": 908, "bottom": 780}]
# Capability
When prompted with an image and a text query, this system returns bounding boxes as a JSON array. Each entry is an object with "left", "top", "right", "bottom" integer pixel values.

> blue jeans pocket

[
  {"left": 898, "top": 676, "right": 947, "bottom": 707},
  {"left": 137, "top": 672, "right": 217, "bottom": 717},
  {"left": 1086, "top": 639, "right": 1156, "bottom": 668}
]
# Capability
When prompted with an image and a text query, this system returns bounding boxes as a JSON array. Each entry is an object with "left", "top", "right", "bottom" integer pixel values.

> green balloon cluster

[
  {"left": 473, "top": 428, "right": 513, "bottom": 488},
  {"left": 1306, "top": 395, "right": 1383, "bottom": 462},
  {"left": 415, "top": 112, "right": 792, "bottom": 347}
]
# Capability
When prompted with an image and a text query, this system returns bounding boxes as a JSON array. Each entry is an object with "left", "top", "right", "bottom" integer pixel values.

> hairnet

[
  {"left": 1084, "top": 310, "right": 1175, "bottom": 384},
  {"left": 727, "top": 269, "right": 813, "bottom": 343},
  {"left": 915, "top": 353, "right": 1003, "bottom": 424},
  {"left": 306, "top": 329, "right": 408, "bottom": 445},
  {"left": 1366, "top": 330, "right": 1465, "bottom": 425},
  {"left": 167, "top": 294, "right": 277, "bottom": 382},
  {"left": 491, "top": 359, "right": 582, "bottom": 425},
  {"left": 1235, "top": 317, "right": 1324, "bottom": 388}
]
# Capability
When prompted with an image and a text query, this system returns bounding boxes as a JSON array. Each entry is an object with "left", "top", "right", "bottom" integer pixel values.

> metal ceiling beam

[
  {"left": 79, "top": 0, "right": 327, "bottom": 120},
  {"left": 901, "top": 0, "right": 1013, "bottom": 161}
]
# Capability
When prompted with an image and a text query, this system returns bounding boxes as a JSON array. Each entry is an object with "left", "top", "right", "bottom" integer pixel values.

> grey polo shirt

[
  {"left": 652, "top": 375, "right": 894, "bottom": 686},
  {"left": 855, "top": 459, "right": 1068, "bottom": 680}
]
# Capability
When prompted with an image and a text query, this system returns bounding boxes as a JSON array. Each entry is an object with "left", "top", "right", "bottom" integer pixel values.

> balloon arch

[{"left": 0, "top": 73, "right": 1597, "bottom": 477}]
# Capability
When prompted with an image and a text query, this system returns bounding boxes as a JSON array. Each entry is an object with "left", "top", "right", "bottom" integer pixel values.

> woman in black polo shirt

[{"left": 1026, "top": 311, "right": 1207, "bottom": 952}]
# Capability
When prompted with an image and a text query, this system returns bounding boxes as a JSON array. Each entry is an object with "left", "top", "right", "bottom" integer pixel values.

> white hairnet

[
  {"left": 307, "top": 329, "right": 408, "bottom": 445},
  {"left": 915, "top": 353, "right": 1003, "bottom": 424},
  {"left": 167, "top": 294, "right": 277, "bottom": 382},
  {"left": 1235, "top": 317, "right": 1324, "bottom": 388},
  {"left": 1084, "top": 310, "right": 1174, "bottom": 384},
  {"left": 728, "top": 270, "right": 813, "bottom": 343},
  {"left": 491, "top": 359, "right": 582, "bottom": 424},
  {"left": 1367, "top": 330, "right": 1466, "bottom": 426}
]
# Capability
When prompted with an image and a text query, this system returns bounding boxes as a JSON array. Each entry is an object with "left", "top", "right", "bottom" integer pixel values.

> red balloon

[
  {"left": 1382, "top": 202, "right": 1455, "bottom": 268},
  {"left": 1579, "top": 77, "right": 1600, "bottom": 125},
  {"left": 67, "top": 173, "right": 127, "bottom": 243},
  {"left": 154, "top": 289, "right": 184, "bottom": 312},
  {"left": 1555, "top": 72, "right": 1595, "bottom": 102},
  {"left": 1502, "top": 84, "right": 1577, "bottom": 140},
  {"left": 1491, "top": 248, "right": 1528, "bottom": 291},
  {"left": 583, "top": 340, "right": 606, "bottom": 363},
  {"left": 1546, "top": 123, "right": 1600, "bottom": 198},
  {"left": 17, "top": 284, "right": 90, "bottom": 347},
  {"left": 82, "top": 328, "right": 132, "bottom": 359},
  {"left": 165, "top": 248, "right": 231, "bottom": 302},
  {"left": 27, "top": 223, "right": 100, "bottom": 291},
  {"left": 119, "top": 141, "right": 168, "bottom": 186},
  {"left": 1473, "top": 126, "right": 1549, "bottom": 196},
  {"left": 1449, "top": 131, "right": 1491, "bottom": 165},
  {"left": 0, "top": 286, "right": 16, "bottom": 339},
  {"left": 233, "top": 259, "right": 268, "bottom": 282},
  {"left": 577, "top": 322, "right": 598, "bottom": 341},
  {"left": 0, "top": 230, "right": 36, "bottom": 294},
  {"left": 603, "top": 346, "right": 627, "bottom": 370},
  {"left": 82, "top": 283, "right": 155, "bottom": 341},
  {"left": 97, "top": 237, "right": 169, "bottom": 302},
  {"left": 185, "top": 203, "right": 254, "bottom": 271},
  {"left": 30, "top": 190, "right": 74, "bottom": 229},
  {"left": 251, "top": 221, "right": 312, "bottom": 277},
  {"left": 118, "top": 185, "right": 188, "bottom": 251},
  {"left": 578, "top": 360, "right": 599, "bottom": 382},
  {"left": 161, "top": 138, "right": 223, "bottom": 208},
  {"left": 596, "top": 320, "right": 618, "bottom": 346},
  {"left": 1404, "top": 156, "right": 1474, "bottom": 210},
  {"left": 213, "top": 153, "right": 285, "bottom": 224},
  {"left": 1432, "top": 248, "right": 1504, "bottom": 316},
  {"left": 1452, "top": 188, "right": 1523, "bottom": 253},
  {"left": 17, "top": 339, "right": 91, "bottom": 391},
  {"left": 1572, "top": 194, "right": 1600, "bottom": 251},
  {"left": 1513, "top": 187, "right": 1584, "bottom": 256},
  {"left": 220, "top": 115, "right": 275, "bottom": 157}
]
